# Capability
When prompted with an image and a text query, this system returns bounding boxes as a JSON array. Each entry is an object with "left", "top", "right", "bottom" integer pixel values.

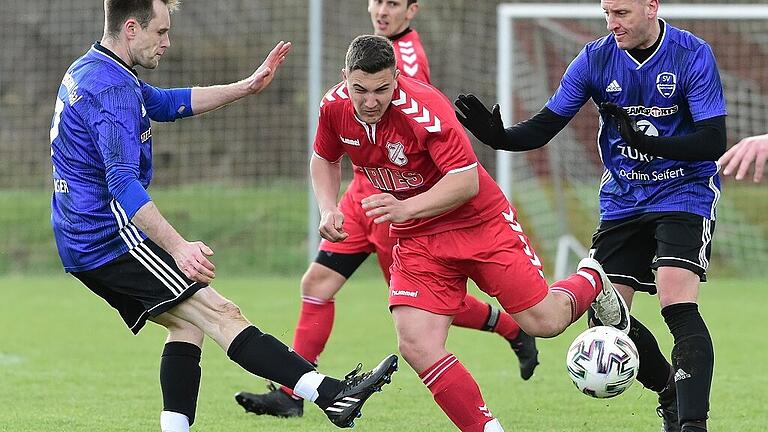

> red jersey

[
  {"left": 391, "top": 29, "right": 431, "bottom": 84},
  {"left": 314, "top": 76, "right": 509, "bottom": 238}
]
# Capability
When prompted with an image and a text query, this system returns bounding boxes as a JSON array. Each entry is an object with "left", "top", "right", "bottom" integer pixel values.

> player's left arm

[
  {"left": 601, "top": 44, "right": 727, "bottom": 161},
  {"left": 363, "top": 166, "right": 478, "bottom": 224},
  {"left": 189, "top": 41, "right": 292, "bottom": 115},
  {"left": 362, "top": 124, "right": 479, "bottom": 224}
]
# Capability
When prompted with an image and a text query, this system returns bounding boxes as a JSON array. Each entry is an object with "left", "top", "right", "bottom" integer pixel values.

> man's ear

[
  {"left": 124, "top": 18, "right": 139, "bottom": 40},
  {"left": 341, "top": 68, "right": 348, "bottom": 81}
]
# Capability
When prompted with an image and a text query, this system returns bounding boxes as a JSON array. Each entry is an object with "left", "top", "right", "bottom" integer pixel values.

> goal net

[{"left": 497, "top": 3, "right": 768, "bottom": 279}]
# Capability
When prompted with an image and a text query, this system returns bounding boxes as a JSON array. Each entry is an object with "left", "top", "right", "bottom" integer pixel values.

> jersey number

[{"left": 50, "top": 97, "right": 65, "bottom": 144}]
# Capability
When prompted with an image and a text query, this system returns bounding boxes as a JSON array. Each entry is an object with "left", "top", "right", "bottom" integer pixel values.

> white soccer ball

[{"left": 566, "top": 326, "right": 640, "bottom": 398}]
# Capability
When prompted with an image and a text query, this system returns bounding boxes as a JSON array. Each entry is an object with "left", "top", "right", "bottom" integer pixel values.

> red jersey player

[
  {"left": 237, "top": 0, "right": 539, "bottom": 420},
  {"left": 309, "top": 35, "right": 629, "bottom": 431}
]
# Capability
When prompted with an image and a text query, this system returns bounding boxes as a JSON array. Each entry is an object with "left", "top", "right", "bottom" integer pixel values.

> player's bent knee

[
  {"left": 300, "top": 265, "right": 344, "bottom": 299},
  {"left": 212, "top": 299, "right": 245, "bottom": 322}
]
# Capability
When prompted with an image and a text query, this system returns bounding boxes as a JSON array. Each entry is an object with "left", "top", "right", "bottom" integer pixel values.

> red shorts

[
  {"left": 389, "top": 207, "right": 548, "bottom": 315},
  {"left": 319, "top": 176, "right": 397, "bottom": 280}
]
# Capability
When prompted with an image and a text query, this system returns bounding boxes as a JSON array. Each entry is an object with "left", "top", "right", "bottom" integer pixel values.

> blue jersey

[
  {"left": 546, "top": 20, "right": 726, "bottom": 221},
  {"left": 50, "top": 43, "right": 193, "bottom": 272}
]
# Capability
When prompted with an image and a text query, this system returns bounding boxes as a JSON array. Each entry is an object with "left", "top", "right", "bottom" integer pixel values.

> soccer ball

[{"left": 566, "top": 326, "right": 639, "bottom": 398}]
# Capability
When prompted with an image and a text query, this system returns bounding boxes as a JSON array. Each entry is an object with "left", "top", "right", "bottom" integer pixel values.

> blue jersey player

[
  {"left": 50, "top": 1, "right": 397, "bottom": 431},
  {"left": 455, "top": 1, "right": 725, "bottom": 431}
]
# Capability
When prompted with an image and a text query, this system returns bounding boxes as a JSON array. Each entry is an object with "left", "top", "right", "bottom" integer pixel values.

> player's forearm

[
  {"left": 501, "top": 107, "right": 571, "bottom": 151},
  {"left": 132, "top": 201, "right": 186, "bottom": 253},
  {"left": 310, "top": 155, "right": 342, "bottom": 213},
  {"left": 404, "top": 167, "right": 479, "bottom": 219},
  {"left": 190, "top": 81, "right": 251, "bottom": 115},
  {"left": 642, "top": 116, "right": 727, "bottom": 161}
]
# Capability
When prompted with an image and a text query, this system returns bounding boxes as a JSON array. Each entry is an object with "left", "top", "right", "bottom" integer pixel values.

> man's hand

[
  {"left": 362, "top": 193, "right": 413, "bottom": 224},
  {"left": 244, "top": 41, "right": 292, "bottom": 95},
  {"left": 318, "top": 208, "right": 348, "bottom": 242},
  {"left": 719, "top": 134, "right": 768, "bottom": 182},
  {"left": 454, "top": 94, "right": 507, "bottom": 150},
  {"left": 171, "top": 241, "right": 216, "bottom": 284},
  {"left": 599, "top": 102, "right": 648, "bottom": 151}
]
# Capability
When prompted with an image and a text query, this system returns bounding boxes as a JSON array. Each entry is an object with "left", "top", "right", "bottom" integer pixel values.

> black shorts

[
  {"left": 72, "top": 239, "right": 207, "bottom": 334},
  {"left": 590, "top": 212, "right": 715, "bottom": 294}
]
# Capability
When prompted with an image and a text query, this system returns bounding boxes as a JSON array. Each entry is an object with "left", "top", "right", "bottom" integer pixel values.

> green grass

[{"left": 1, "top": 275, "right": 765, "bottom": 431}]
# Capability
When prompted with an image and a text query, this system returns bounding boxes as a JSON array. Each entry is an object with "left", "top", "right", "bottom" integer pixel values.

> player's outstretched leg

[
  {"left": 578, "top": 258, "right": 630, "bottom": 333},
  {"left": 452, "top": 295, "right": 539, "bottom": 380}
]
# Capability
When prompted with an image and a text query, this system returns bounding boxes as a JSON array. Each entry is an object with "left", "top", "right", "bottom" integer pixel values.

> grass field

[{"left": 1, "top": 274, "right": 765, "bottom": 431}]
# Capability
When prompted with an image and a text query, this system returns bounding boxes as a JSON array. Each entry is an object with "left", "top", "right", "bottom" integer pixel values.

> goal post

[{"left": 497, "top": 3, "right": 768, "bottom": 279}]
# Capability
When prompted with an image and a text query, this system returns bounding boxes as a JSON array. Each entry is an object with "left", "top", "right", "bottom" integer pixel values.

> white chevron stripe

[
  {"left": 399, "top": 47, "right": 415, "bottom": 55},
  {"left": 401, "top": 54, "right": 417, "bottom": 64},
  {"left": 335, "top": 85, "right": 349, "bottom": 99},
  {"left": 425, "top": 117, "right": 441, "bottom": 133},
  {"left": 402, "top": 99, "right": 419, "bottom": 115},
  {"left": 391, "top": 89, "right": 407, "bottom": 106},
  {"left": 398, "top": 41, "right": 413, "bottom": 48},
  {"left": 403, "top": 64, "right": 419, "bottom": 76},
  {"left": 413, "top": 107, "right": 430, "bottom": 123},
  {"left": 342, "top": 397, "right": 360, "bottom": 402}
]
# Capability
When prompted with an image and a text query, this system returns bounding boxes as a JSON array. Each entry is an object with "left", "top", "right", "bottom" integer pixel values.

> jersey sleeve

[
  {"left": 81, "top": 86, "right": 151, "bottom": 218},
  {"left": 140, "top": 82, "right": 193, "bottom": 122},
  {"left": 426, "top": 118, "right": 478, "bottom": 175},
  {"left": 684, "top": 44, "right": 727, "bottom": 122},
  {"left": 545, "top": 46, "right": 592, "bottom": 117},
  {"left": 312, "top": 104, "right": 344, "bottom": 163}
]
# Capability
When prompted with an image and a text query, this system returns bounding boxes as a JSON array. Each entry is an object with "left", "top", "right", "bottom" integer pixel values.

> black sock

[
  {"left": 314, "top": 377, "right": 343, "bottom": 408},
  {"left": 160, "top": 342, "right": 201, "bottom": 425},
  {"left": 227, "top": 326, "right": 315, "bottom": 390},
  {"left": 662, "top": 303, "right": 713, "bottom": 426},
  {"left": 628, "top": 316, "right": 674, "bottom": 393}
]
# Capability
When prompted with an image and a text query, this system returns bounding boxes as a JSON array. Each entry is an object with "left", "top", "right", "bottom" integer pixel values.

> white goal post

[{"left": 496, "top": 3, "right": 768, "bottom": 279}]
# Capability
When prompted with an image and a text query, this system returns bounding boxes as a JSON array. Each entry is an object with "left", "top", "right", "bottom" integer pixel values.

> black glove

[
  {"left": 599, "top": 102, "right": 650, "bottom": 152},
  {"left": 454, "top": 94, "right": 508, "bottom": 150}
]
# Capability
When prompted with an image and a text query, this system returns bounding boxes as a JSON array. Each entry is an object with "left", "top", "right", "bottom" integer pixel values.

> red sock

[
  {"left": 549, "top": 269, "right": 603, "bottom": 323},
  {"left": 419, "top": 354, "right": 496, "bottom": 432},
  {"left": 281, "top": 296, "right": 334, "bottom": 397},
  {"left": 453, "top": 295, "right": 521, "bottom": 340}
]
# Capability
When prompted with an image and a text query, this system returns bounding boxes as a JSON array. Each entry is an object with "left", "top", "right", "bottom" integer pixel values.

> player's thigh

[
  {"left": 391, "top": 305, "right": 452, "bottom": 371},
  {"left": 458, "top": 213, "right": 548, "bottom": 314},
  {"left": 389, "top": 236, "right": 469, "bottom": 316},
  {"left": 591, "top": 214, "right": 658, "bottom": 293},
  {"left": 71, "top": 240, "right": 207, "bottom": 334},
  {"left": 653, "top": 212, "right": 713, "bottom": 305}
]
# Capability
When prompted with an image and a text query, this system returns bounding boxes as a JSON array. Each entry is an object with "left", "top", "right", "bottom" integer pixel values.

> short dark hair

[
  {"left": 104, "top": 0, "right": 180, "bottom": 37},
  {"left": 345, "top": 35, "right": 396, "bottom": 74},
  {"left": 407, "top": 0, "right": 417, "bottom": 5}
]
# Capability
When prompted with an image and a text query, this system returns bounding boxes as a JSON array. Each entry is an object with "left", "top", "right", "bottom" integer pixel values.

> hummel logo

[
  {"left": 340, "top": 136, "right": 360, "bottom": 146},
  {"left": 674, "top": 368, "right": 691, "bottom": 382},
  {"left": 606, "top": 80, "right": 622, "bottom": 93}
]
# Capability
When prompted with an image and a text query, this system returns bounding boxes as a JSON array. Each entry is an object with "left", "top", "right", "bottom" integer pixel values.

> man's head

[
  {"left": 343, "top": 35, "right": 399, "bottom": 124},
  {"left": 103, "top": 0, "right": 180, "bottom": 68},
  {"left": 601, "top": 0, "right": 660, "bottom": 50},
  {"left": 368, "top": 0, "right": 419, "bottom": 38}
]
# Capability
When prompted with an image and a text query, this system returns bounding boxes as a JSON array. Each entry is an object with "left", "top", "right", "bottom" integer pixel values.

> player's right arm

[
  {"left": 455, "top": 46, "right": 595, "bottom": 152},
  {"left": 83, "top": 86, "right": 215, "bottom": 283},
  {"left": 310, "top": 101, "right": 348, "bottom": 242}
]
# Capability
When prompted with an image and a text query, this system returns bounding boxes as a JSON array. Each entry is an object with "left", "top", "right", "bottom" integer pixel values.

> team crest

[
  {"left": 656, "top": 72, "right": 677, "bottom": 98},
  {"left": 386, "top": 142, "right": 408, "bottom": 166}
]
